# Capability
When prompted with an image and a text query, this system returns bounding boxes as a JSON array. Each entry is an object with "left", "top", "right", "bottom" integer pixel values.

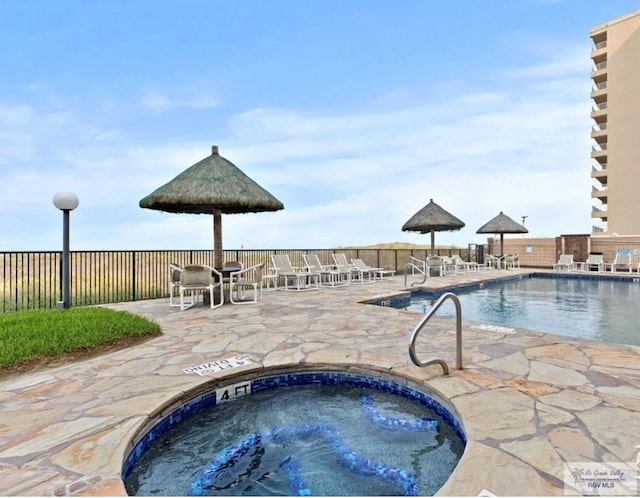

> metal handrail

[
  {"left": 404, "top": 256, "right": 427, "bottom": 287},
  {"left": 408, "top": 292, "right": 463, "bottom": 375}
]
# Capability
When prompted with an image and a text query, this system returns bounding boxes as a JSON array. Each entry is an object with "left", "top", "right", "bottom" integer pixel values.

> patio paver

[{"left": 0, "top": 269, "right": 638, "bottom": 496}]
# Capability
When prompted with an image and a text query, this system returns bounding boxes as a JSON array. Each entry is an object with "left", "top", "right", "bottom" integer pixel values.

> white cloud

[
  {"left": 140, "top": 90, "right": 220, "bottom": 111},
  {"left": 1, "top": 37, "right": 597, "bottom": 251}
]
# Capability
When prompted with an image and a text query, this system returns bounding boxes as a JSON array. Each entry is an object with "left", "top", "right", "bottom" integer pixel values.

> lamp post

[{"left": 53, "top": 192, "right": 79, "bottom": 309}]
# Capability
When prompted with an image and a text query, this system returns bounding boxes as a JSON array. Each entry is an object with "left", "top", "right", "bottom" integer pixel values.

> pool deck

[{"left": 0, "top": 269, "right": 639, "bottom": 496}]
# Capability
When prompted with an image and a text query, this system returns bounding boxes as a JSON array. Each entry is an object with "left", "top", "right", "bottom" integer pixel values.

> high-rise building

[{"left": 590, "top": 9, "right": 640, "bottom": 235}]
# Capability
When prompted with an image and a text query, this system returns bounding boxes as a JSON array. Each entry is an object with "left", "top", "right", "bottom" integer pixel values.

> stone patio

[{"left": 0, "top": 269, "right": 638, "bottom": 496}]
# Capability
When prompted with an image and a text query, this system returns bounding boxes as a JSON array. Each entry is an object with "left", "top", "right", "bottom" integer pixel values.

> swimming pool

[
  {"left": 122, "top": 371, "right": 465, "bottom": 496},
  {"left": 385, "top": 274, "right": 640, "bottom": 347}
]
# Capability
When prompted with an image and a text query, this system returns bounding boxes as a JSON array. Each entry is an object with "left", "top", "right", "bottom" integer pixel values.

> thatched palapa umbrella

[
  {"left": 139, "top": 145, "right": 284, "bottom": 269},
  {"left": 402, "top": 198, "right": 465, "bottom": 254},
  {"left": 476, "top": 211, "right": 528, "bottom": 256}
]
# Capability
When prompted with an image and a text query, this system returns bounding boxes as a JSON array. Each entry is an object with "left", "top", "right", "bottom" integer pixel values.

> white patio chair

[
  {"left": 304, "top": 254, "right": 349, "bottom": 287},
  {"left": 332, "top": 253, "right": 356, "bottom": 284},
  {"left": 578, "top": 254, "right": 604, "bottom": 272},
  {"left": 229, "top": 263, "right": 263, "bottom": 304},
  {"left": 486, "top": 255, "right": 503, "bottom": 270},
  {"left": 451, "top": 254, "right": 479, "bottom": 272},
  {"left": 271, "top": 254, "right": 320, "bottom": 291},
  {"left": 178, "top": 264, "right": 223, "bottom": 310},
  {"left": 426, "top": 256, "right": 445, "bottom": 277},
  {"left": 169, "top": 263, "right": 183, "bottom": 307},
  {"left": 503, "top": 254, "right": 520, "bottom": 270},
  {"left": 553, "top": 254, "right": 574, "bottom": 271},
  {"left": 440, "top": 256, "right": 458, "bottom": 276},
  {"left": 352, "top": 258, "right": 397, "bottom": 280},
  {"left": 609, "top": 252, "right": 633, "bottom": 273},
  {"left": 349, "top": 258, "right": 377, "bottom": 283}
]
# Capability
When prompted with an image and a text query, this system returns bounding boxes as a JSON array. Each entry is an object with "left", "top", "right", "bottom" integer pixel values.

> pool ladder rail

[
  {"left": 404, "top": 256, "right": 427, "bottom": 287},
  {"left": 408, "top": 292, "right": 463, "bottom": 376}
]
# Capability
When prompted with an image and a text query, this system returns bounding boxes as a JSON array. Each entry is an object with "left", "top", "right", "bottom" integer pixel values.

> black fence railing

[{"left": 1, "top": 247, "right": 475, "bottom": 313}]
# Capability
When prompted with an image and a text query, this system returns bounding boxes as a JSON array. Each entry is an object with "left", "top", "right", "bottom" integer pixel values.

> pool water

[
  {"left": 124, "top": 384, "right": 464, "bottom": 496},
  {"left": 403, "top": 276, "right": 640, "bottom": 346}
]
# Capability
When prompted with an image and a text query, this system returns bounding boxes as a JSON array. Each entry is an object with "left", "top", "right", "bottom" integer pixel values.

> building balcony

[
  {"left": 591, "top": 103, "right": 607, "bottom": 120},
  {"left": 591, "top": 142, "right": 607, "bottom": 160},
  {"left": 591, "top": 84, "right": 607, "bottom": 102},
  {"left": 592, "top": 135, "right": 607, "bottom": 148},
  {"left": 591, "top": 166, "right": 607, "bottom": 185},
  {"left": 591, "top": 64, "right": 607, "bottom": 80},
  {"left": 592, "top": 152, "right": 607, "bottom": 166},
  {"left": 592, "top": 112, "right": 607, "bottom": 128},
  {"left": 592, "top": 61, "right": 608, "bottom": 71},
  {"left": 591, "top": 130, "right": 607, "bottom": 143},
  {"left": 591, "top": 50, "right": 607, "bottom": 65},
  {"left": 591, "top": 205, "right": 607, "bottom": 221},
  {"left": 591, "top": 29, "right": 606, "bottom": 46},
  {"left": 591, "top": 186, "right": 608, "bottom": 203}
]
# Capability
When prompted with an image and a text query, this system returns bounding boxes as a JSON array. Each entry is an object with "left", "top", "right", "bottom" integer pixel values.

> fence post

[{"left": 131, "top": 252, "right": 137, "bottom": 302}]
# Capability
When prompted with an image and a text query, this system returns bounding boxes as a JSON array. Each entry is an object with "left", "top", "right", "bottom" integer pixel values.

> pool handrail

[
  {"left": 408, "top": 292, "right": 463, "bottom": 375},
  {"left": 404, "top": 256, "right": 427, "bottom": 287}
]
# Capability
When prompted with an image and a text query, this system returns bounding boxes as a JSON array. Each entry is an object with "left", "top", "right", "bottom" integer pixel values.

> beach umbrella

[
  {"left": 476, "top": 211, "right": 528, "bottom": 256},
  {"left": 401, "top": 198, "right": 465, "bottom": 254},
  {"left": 139, "top": 145, "right": 284, "bottom": 269}
]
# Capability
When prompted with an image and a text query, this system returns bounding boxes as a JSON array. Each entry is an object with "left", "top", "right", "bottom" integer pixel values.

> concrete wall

[{"left": 491, "top": 234, "right": 640, "bottom": 269}]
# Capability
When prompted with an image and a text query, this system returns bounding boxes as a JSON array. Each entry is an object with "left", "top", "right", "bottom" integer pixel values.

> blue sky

[{"left": 2, "top": 0, "right": 639, "bottom": 251}]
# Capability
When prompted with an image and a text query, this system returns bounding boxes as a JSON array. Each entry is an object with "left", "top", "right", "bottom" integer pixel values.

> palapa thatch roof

[
  {"left": 139, "top": 145, "right": 284, "bottom": 270},
  {"left": 139, "top": 145, "right": 284, "bottom": 214},
  {"left": 476, "top": 211, "right": 528, "bottom": 235},
  {"left": 402, "top": 199, "right": 465, "bottom": 233}
]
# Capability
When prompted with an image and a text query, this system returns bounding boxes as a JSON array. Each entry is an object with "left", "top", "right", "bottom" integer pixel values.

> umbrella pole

[
  {"left": 213, "top": 209, "right": 223, "bottom": 269},
  {"left": 500, "top": 233, "right": 504, "bottom": 257},
  {"left": 430, "top": 230, "right": 435, "bottom": 256}
]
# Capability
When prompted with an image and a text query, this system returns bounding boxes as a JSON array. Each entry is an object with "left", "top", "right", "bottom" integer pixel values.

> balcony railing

[
  {"left": 592, "top": 41, "right": 607, "bottom": 50},
  {"left": 0, "top": 247, "right": 475, "bottom": 313},
  {"left": 592, "top": 102, "right": 608, "bottom": 112},
  {"left": 592, "top": 82, "right": 607, "bottom": 91},
  {"left": 593, "top": 61, "right": 607, "bottom": 71}
]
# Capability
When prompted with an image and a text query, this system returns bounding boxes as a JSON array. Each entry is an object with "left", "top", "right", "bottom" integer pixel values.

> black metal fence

[{"left": 1, "top": 247, "right": 473, "bottom": 313}]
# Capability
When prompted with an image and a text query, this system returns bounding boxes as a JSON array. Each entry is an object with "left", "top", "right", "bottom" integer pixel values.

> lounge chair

[
  {"left": 304, "top": 254, "right": 349, "bottom": 287},
  {"left": 271, "top": 254, "right": 320, "bottom": 291},
  {"left": 438, "top": 256, "right": 456, "bottom": 275},
  {"left": 349, "top": 258, "right": 377, "bottom": 283},
  {"left": 578, "top": 253, "right": 604, "bottom": 272},
  {"left": 451, "top": 254, "right": 479, "bottom": 273},
  {"left": 352, "top": 258, "right": 396, "bottom": 280},
  {"left": 228, "top": 263, "right": 263, "bottom": 304},
  {"left": 178, "top": 264, "right": 223, "bottom": 310},
  {"left": 332, "top": 253, "right": 356, "bottom": 284},
  {"left": 609, "top": 252, "right": 633, "bottom": 273},
  {"left": 486, "top": 254, "right": 503, "bottom": 270},
  {"left": 503, "top": 253, "right": 520, "bottom": 270},
  {"left": 553, "top": 254, "right": 574, "bottom": 271}
]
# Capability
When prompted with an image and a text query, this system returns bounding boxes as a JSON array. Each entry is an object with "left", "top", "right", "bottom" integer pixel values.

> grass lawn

[{"left": 0, "top": 307, "right": 161, "bottom": 375}]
